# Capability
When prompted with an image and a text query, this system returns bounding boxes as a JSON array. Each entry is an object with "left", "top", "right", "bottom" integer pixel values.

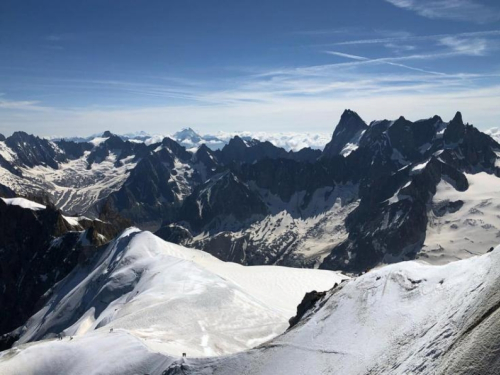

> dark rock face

[
  {"left": 217, "top": 136, "right": 288, "bottom": 165},
  {"left": 0, "top": 199, "right": 122, "bottom": 339},
  {"left": 102, "top": 158, "right": 176, "bottom": 228},
  {"left": 86, "top": 133, "right": 149, "bottom": 168},
  {"left": 192, "top": 144, "right": 221, "bottom": 179},
  {"left": 101, "top": 139, "right": 205, "bottom": 229},
  {"left": 320, "top": 112, "right": 498, "bottom": 272},
  {"left": 289, "top": 289, "right": 329, "bottom": 328},
  {"left": 56, "top": 140, "right": 93, "bottom": 159},
  {"left": 323, "top": 109, "right": 368, "bottom": 157},
  {"left": 152, "top": 111, "right": 500, "bottom": 272},
  {"left": 216, "top": 136, "right": 320, "bottom": 165},
  {"left": 5, "top": 132, "right": 65, "bottom": 169},
  {"left": 178, "top": 171, "right": 268, "bottom": 232},
  {"left": 155, "top": 224, "right": 193, "bottom": 244},
  {"left": 290, "top": 147, "right": 322, "bottom": 162},
  {"left": 187, "top": 232, "right": 253, "bottom": 263},
  {"left": 321, "top": 157, "right": 469, "bottom": 272},
  {"left": 0, "top": 184, "right": 15, "bottom": 198},
  {"left": 239, "top": 157, "right": 352, "bottom": 203},
  {"left": 432, "top": 199, "right": 464, "bottom": 217}
]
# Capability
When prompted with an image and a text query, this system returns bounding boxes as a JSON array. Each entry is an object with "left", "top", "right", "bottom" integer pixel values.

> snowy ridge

[
  {"left": 3, "top": 229, "right": 343, "bottom": 364},
  {"left": 200, "top": 247, "right": 500, "bottom": 375},
  {"left": 1, "top": 197, "right": 45, "bottom": 211},
  {"left": 2, "top": 245, "right": 500, "bottom": 374}
]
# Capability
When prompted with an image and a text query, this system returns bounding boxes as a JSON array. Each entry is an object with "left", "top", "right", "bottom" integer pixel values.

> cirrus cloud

[{"left": 384, "top": 0, "right": 500, "bottom": 23}]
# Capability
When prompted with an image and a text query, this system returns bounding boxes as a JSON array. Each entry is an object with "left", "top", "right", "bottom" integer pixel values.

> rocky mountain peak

[
  {"left": 452, "top": 111, "right": 463, "bottom": 124},
  {"left": 444, "top": 111, "right": 465, "bottom": 144},
  {"left": 228, "top": 135, "right": 247, "bottom": 148},
  {"left": 5, "top": 132, "right": 63, "bottom": 169},
  {"left": 173, "top": 127, "right": 202, "bottom": 143},
  {"left": 102, "top": 130, "right": 114, "bottom": 138},
  {"left": 323, "top": 109, "right": 368, "bottom": 157}
]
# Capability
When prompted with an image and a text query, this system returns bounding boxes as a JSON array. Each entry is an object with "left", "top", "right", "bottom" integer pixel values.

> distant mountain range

[
  {"left": 2, "top": 109, "right": 499, "bottom": 274},
  {"left": 49, "top": 127, "right": 331, "bottom": 152}
]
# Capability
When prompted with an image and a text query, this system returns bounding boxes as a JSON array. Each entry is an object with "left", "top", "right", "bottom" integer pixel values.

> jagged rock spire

[{"left": 323, "top": 109, "right": 368, "bottom": 157}]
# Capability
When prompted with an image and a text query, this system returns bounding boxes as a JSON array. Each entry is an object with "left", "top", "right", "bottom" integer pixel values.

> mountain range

[
  {"left": 51, "top": 127, "right": 331, "bottom": 152},
  {"left": 1, "top": 110, "right": 499, "bottom": 273},
  {"left": 2, "top": 109, "right": 500, "bottom": 374}
]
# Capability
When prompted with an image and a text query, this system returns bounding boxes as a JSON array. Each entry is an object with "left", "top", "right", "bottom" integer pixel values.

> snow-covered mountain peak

[
  {"left": 10, "top": 229, "right": 344, "bottom": 359},
  {"left": 172, "top": 127, "right": 203, "bottom": 147}
]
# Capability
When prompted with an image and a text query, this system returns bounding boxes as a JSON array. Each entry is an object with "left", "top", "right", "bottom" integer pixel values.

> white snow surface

[
  {"left": 421, "top": 172, "right": 500, "bottom": 264},
  {"left": 2, "top": 245, "right": 500, "bottom": 374},
  {"left": 1, "top": 197, "right": 46, "bottom": 211},
  {"left": 5, "top": 229, "right": 344, "bottom": 363},
  {"left": 203, "top": 248, "right": 500, "bottom": 375},
  {"left": 339, "top": 129, "right": 366, "bottom": 157},
  {"left": 0, "top": 150, "right": 138, "bottom": 215}
]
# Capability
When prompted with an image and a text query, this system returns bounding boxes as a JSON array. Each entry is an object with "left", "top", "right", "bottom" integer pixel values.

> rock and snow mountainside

[
  {"left": 322, "top": 109, "right": 368, "bottom": 157},
  {"left": 0, "top": 229, "right": 343, "bottom": 362},
  {"left": 2, "top": 244, "right": 500, "bottom": 374},
  {"left": 2, "top": 110, "right": 500, "bottom": 272},
  {"left": 167, "top": 111, "right": 500, "bottom": 272},
  {"left": 0, "top": 197, "right": 122, "bottom": 343}
]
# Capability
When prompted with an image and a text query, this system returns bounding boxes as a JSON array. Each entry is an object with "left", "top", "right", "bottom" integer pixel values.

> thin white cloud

[
  {"left": 0, "top": 100, "right": 49, "bottom": 111},
  {"left": 439, "top": 36, "right": 489, "bottom": 55},
  {"left": 384, "top": 0, "right": 500, "bottom": 23},
  {"left": 332, "top": 30, "right": 500, "bottom": 46},
  {"left": 324, "top": 52, "right": 368, "bottom": 61},
  {"left": 2, "top": 25, "right": 500, "bottom": 137},
  {"left": 324, "top": 50, "right": 449, "bottom": 75},
  {"left": 2, "top": 86, "right": 500, "bottom": 137},
  {"left": 384, "top": 43, "right": 417, "bottom": 53}
]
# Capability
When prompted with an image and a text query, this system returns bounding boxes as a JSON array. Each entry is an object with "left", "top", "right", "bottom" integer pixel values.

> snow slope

[
  {"left": 197, "top": 247, "right": 500, "bottom": 375},
  {"left": 0, "top": 150, "right": 138, "bottom": 215},
  {"left": 5, "top": 229, "right": 343, "bottom": 361},
  {"left": 421, "top": 172, "right": 500, "bottom": 264},
  {"left": 2, "top": 245, "right": 500, "bottom": 374},
  {"left": 1, "top": 197, "right": 45, "bottom": 211}
]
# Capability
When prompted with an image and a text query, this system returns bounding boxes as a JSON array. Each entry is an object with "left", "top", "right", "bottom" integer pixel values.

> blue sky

[{"left": 1, "top": 0, "right": 500, "bottom": 136}]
